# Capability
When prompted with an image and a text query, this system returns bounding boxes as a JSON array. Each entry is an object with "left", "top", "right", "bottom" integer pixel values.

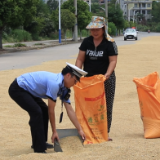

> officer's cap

[{"left": 66, "top": 62, "right": 88, "bottom": 81}]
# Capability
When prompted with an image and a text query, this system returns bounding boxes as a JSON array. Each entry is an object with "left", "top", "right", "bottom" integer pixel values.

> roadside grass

[
  {"left": 4, "top": 43, "right": 27, "bottom": 48},
  {"left": 34, "top": 43, "right": 45, "bottom": 45},
  {"left": 14, "top": 43, "right": 27, "bottom": 47},
  {"left": 2, "top": 29, "right": 89, "bottom": 45},
  {"left": 3, "top": 45, "right": 14, "bottom": 48}
]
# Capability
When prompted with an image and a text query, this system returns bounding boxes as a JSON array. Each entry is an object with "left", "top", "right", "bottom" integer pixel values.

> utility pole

[
  {"left": 127, "top": 0, "right": 129, "bottom": 21},
  {"left": 59, "top": 0, "right": 61, "bottom": 43},
  {"left": 74, "top": 0, "right": 78, "bottom": 42},
  {"left": 89, "top": 0, "right": 91, "bottom": 12},
  {"left": 105, "top": 0, "right": 108, "bottom": 31}
]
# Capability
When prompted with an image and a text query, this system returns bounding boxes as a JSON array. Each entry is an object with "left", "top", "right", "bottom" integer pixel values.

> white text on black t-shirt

[{"left": 86, "top": 49, "right": 103, "bottom": 57}]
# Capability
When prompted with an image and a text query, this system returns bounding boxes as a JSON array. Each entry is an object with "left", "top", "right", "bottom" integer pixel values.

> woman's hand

[
  {"left": 105, "top": 55, "right": 117, "bottom": 80},
  {"left": 104, "top": 73, "right": 110, "bottom": 80}
]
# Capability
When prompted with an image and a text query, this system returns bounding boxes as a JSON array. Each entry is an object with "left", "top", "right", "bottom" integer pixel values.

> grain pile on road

[{"left": 1, "top": 36, "right": 160, "bottom": 160}]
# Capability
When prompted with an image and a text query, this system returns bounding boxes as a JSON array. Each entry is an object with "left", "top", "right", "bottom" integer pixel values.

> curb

[{"left": 0, "top": 40, "right": 82, "bottom": 55}]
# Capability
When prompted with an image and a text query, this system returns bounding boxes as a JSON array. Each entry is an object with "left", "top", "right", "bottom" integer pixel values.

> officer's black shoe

[
  {"left": 31, "top": 143, "right": 54, "bottom": 149},
  {"left": 34, "top": 151, "right": 47, "bottom": 154},
  {"left": 45, "top": 143, "right": 54, "bottom": 149}
]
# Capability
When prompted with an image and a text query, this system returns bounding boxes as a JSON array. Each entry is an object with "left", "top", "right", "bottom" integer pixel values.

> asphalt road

[{"left": 0, "top": 32, "right": 160, "bottom": 71}]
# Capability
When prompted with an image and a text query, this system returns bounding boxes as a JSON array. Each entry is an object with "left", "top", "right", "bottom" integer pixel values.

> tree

[
  {"left": 91, "top": 3, "right": 105, "bottom": 17},
  {"left": 0, "top": 0, "right": 39, "bottom": 49},
  {"left": 108, "top": 22, "right": 116, "bottom": 36},
  {"left": 124, "top": 20, "right": 130, "bottom": 29},
  {"left": 61, "top": 0, "right": 92, "bottom": 39},
  {"left": 92, "top": 0, "right": 99, "bottom": 3},
  {"left": 108, "top": 3, "right": 125, "bottom": 30},
  {"left": 25, "top": 0, "right": 54, "bottom": 40},
  {"left": 136, "top": 13, "right": 145, "bottom": 25},
  {"left": 155, "top": 23, "right": 160, "bottom": 32},
  {"left": 47, "top": 0, "right": 58, "bottom": 13},
  {"left": 76, "top": 0, "right": 92, "bottom": 39},
  {"left": 91, "top": 3, "right": 100, "bottom": 13},
  {"left": 52, "top": 9, "right": 75, "bottom": 40},
  {"left": 61, "top": 0, "right": 75, "bottom": 13},
  {"left": 151, "top": 1, "right": 160, "bottom": 23}
]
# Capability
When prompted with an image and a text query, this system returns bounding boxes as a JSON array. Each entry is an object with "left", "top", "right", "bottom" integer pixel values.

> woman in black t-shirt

[{"left": 75, "top": 16, "right": 118, "bottom": 141}]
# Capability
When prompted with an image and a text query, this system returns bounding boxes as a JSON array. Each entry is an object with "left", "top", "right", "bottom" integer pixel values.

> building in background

[
  {"left": 86, "top": 0, "right": 153, "bottom": 22},
  {"left": 121, "top": 0, "right": 154, "bottom": 22},
  {"left": 43, "top": 0, "right": 154, "bottom": 22}
]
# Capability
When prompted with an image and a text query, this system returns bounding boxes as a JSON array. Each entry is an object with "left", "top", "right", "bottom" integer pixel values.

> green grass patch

[
  {"left": 4, "top": 45, "right": 14, "bottom": 48},
  {"left": 2, "top": 29, "right": 32, "bottom": 44},
  {"left": 34, "top": 43, "right": 45, "bottom": 45},
  {"left": 3, "top": 43, "right": 27, "bottom": 48},
  {"left": 12, "top": 29, "right": 32, "bottom": 42},
  {"left": 14, "top": 43, "right": 27, "bottom": 47}
]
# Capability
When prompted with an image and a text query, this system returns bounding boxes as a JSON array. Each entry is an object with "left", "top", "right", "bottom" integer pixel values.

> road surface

[{"left": 0, "top": 32, "right": 160, "bottom": 71}]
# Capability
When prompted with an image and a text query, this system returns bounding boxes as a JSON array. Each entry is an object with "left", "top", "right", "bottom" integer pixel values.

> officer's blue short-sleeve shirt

[{"left": 17, "top": 71, "right": 70, "bottom": 103}]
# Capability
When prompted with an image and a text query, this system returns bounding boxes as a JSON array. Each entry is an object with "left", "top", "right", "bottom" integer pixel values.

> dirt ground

[{"left": 1, "top": 36, "right": 160, "bottom": 160}]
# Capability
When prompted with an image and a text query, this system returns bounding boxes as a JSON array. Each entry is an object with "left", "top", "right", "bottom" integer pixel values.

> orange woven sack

[
  {"left": 133, "top": 72, "right": 160, "bottom": 138},
  {"left": 73, "top": 74, "right": 108, "bottom": 145}
]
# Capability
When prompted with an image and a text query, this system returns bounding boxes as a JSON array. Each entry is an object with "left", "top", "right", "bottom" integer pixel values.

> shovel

[
  {"left": 54, "top": 139, "right": 63, "bottom": 152},
  {"left": 57, "top": 128, "right": 84, "bottom": 145},
  {"left": 54, "top": 128, "right": 84, "bottom": 152}
]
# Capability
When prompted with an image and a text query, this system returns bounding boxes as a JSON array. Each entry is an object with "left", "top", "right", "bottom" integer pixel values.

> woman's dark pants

[
  {"left": 104, "top": 72, "right": 116, "bottom": 133},
  {"left": 8, "top": 79, "right": 49, "bottom": 152}
]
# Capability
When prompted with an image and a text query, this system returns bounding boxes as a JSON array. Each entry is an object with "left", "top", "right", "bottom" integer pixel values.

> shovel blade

[
  {"left": 57, "top": 128, "right": 79, "bottom": 139},
  {"left": 54, "top": 139, "right": 63, "bottom": 152},
  {"left": 57, "top": 128, "right": 84, "bottom": 145}
]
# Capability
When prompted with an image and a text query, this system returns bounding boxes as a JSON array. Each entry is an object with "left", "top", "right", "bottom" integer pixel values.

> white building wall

[{"left": 122, "top": 0, "right": 153, "bottom": 21}]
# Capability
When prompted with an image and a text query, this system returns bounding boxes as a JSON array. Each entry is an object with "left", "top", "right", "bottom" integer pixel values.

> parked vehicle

[{"left": 124, "top": 29, "right": 138, "bottom": 41}]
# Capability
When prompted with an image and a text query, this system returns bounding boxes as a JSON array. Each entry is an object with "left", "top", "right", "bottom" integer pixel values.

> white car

[{"left": 124, "top": 29, "right": 138, "bottom": 41}]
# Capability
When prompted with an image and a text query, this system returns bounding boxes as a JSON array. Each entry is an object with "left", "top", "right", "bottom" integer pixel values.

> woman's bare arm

[
  {"left": 75, "top": 50, "right": 86, "bottom": 69},
  {"left": 105, "top": 56, "right": 117, "bottom": 80}
]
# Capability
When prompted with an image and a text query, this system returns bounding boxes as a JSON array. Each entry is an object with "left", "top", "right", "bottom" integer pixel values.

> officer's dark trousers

[{"left": 8, "top": 79, "right": 48, "bottom": 152}]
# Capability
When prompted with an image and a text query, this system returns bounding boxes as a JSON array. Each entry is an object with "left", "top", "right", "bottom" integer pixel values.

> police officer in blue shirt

[{"left": 8, "top": 62, "right": 87, "bottom": 153}]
